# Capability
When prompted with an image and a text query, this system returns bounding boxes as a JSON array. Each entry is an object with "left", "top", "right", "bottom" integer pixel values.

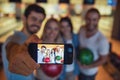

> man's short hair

[
  {"left": 86, "top": 8, "right": 100, "bottom": 18},
  {"left": 24, "top": 4, "right": 46, "bottom": 18},
  {"left": 41, "top": 46, "right": 46, "bottom": 49}
]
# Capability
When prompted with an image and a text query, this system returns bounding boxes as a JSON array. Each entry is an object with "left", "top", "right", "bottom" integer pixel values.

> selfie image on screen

[{"left": 37, "top": 44, "right": 64, "bottom": 64}]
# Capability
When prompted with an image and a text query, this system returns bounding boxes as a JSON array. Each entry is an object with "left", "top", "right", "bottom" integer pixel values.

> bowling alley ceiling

[{"left": 0, "top": 0, "right": 107, "bottom": 5}]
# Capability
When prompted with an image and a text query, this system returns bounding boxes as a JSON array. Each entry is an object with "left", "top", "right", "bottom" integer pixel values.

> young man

[
  {"left": 2, "top": 4, "right": 46, "bottom": 80},
  {"left": 78, "top": 8, "right": 109, "bottom": 80},
  {"left": 37, "top": 46, "right": 46, "bottom": 63}
]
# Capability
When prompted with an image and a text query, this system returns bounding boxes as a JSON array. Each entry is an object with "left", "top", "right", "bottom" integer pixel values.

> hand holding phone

[{"left": 28, "top": 43, "right": 73, "bottom": 64}]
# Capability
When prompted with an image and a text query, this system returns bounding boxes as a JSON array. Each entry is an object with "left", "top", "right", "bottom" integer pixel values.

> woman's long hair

[
  {"left": 60, "top": 17, "right": 73, "bottom": 34},
  {"left": 41, "top": 18, "right": 63, "bottom": 43}
]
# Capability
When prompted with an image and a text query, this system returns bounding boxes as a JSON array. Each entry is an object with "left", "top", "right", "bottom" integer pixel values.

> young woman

[
  {"left": 35, "top": 18, "right": 63, "bottom": 80},
  {"left": 41, "top": 18, "right": 62, "bottom": 43},
  {"left": 59, "top": 17, "right": 80, "bottom": 80},
  {"left": 43, "top": 49, "right": 50, "bottom": 63},
  {"left": 49, "top": 48, "right": 55, "bottom": 63}
]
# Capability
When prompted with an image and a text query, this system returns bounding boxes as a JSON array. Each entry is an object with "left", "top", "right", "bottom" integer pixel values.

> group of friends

[
  {"left": 1, "top": 4, "right": 109, "bottom": 80},
  {"left": 37, "top": 45, "right": 64, "bottom": 64}
]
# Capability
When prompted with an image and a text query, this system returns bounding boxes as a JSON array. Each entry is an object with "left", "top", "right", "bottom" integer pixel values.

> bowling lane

[
  {"left": 71, "top": 16, "right": 113, "bottom": 38},
  {"left": 71, "top": 16, "right": 84, "bottom": 33},
  {"left": 99, "top": 17, "right": 113, "bottom": 39},
  {"left": 0, "top": 17, "right": 22, "bottom": 42},
  {"left": 0, "top": 17, "right": 16, "bottom": 27}
]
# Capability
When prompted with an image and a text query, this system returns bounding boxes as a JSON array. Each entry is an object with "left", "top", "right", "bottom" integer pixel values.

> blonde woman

[
  {"left": 41, "top": 18, "right": 63, "bottom": 43},
  {"left": 43, "top": 49, "right": 50, "bottom": 63},
  {"left": 35, "top": 18, "right": 63, "bottom": 80}
]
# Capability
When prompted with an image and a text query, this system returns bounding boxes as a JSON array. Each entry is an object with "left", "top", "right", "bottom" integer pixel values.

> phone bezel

[{"left": 28, "top": 43, "right": 73, "bottom": 64}]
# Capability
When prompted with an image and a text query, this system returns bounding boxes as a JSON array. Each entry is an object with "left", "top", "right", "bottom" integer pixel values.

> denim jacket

[{"left": 59, "top": 34, "right": 80, "bottom": 80}]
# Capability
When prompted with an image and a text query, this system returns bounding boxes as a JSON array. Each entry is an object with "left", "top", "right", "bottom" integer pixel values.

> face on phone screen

[{"left": 37, "top": 44, "right": 64, "bottom": 64}]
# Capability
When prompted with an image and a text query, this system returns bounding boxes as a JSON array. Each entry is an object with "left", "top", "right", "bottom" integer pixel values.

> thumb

[{"left": 25, "top": 35, "right": 41, "bottom": 46}]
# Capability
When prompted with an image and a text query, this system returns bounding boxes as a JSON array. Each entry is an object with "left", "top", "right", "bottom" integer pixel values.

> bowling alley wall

[{"left": 0, "top": 0, "right": 117, "bottom": 40}]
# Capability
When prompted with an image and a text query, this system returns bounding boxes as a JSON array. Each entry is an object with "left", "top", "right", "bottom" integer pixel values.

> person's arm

[
  {"left": 79, "top": 55, "right": 108, "bottom": 69},
  {"left": 75, "top": 76, "right": 79, "bottom": 80},
  {"left": 79, "top": 38, "right": 109, "bottom": 69},
  {"left": 6, "top": 35, "right": 41, "bottom": 76}
]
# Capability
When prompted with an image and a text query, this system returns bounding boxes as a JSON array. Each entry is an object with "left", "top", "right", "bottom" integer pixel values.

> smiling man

[
  {"left": 2, "top": 4, "right": 46, "bottom": 80},
  {"left": 78, "top": 8, "right": 109, "bottom": 80}
]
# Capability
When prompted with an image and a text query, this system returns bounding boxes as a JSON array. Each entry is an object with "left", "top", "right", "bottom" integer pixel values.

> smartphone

[{"left": 28, "top": 43, "right": 73, "bottom": 64}]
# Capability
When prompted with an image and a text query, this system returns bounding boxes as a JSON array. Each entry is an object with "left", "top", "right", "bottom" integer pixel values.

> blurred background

[{"left": 0, "top": 0, "right": 120, "bottom": 80}]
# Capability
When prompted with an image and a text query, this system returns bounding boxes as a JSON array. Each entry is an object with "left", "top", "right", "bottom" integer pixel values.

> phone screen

[{"left": 37, "top": 44, "right": 64, "bottom": 64}]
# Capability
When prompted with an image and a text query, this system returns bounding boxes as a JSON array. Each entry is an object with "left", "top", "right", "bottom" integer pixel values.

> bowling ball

[
  {"left": 56, "top": 56, "right": 62, "bottom": 60},
  {"left": 78, "top": 48, "right": 94, "bottom": 65},
  {"left": 44, "top": 57, "right": 50, "bottom": 63},
  {"left": 41, "top": 64, "right": 63, "bottom": 78}
]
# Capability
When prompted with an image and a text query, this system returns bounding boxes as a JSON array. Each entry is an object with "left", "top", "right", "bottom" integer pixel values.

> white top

[
  {"left": 49, "top": 52, "right": 55, "bottom": 63},
  {"left": 78, "top": 27, "right": 109, "bottom": 76},
  {"left": 65, "top": 40, "right": 74, "bottom": 72},
  {"left": 55, "top": 49, "right": 63, "bottom": 64},
  {"left": 37, "top": 50, "right": 46, "bottom": 63}
]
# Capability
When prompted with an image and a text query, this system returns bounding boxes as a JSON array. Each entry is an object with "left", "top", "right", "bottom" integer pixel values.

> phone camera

[{"left": 68, "top": 48, "right": 73, "bottom": 53}]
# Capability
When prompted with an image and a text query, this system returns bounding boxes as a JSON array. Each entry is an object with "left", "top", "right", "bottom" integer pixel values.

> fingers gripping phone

[{"left": 28, "top": 43, "right": 73, "bottom": 64}]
